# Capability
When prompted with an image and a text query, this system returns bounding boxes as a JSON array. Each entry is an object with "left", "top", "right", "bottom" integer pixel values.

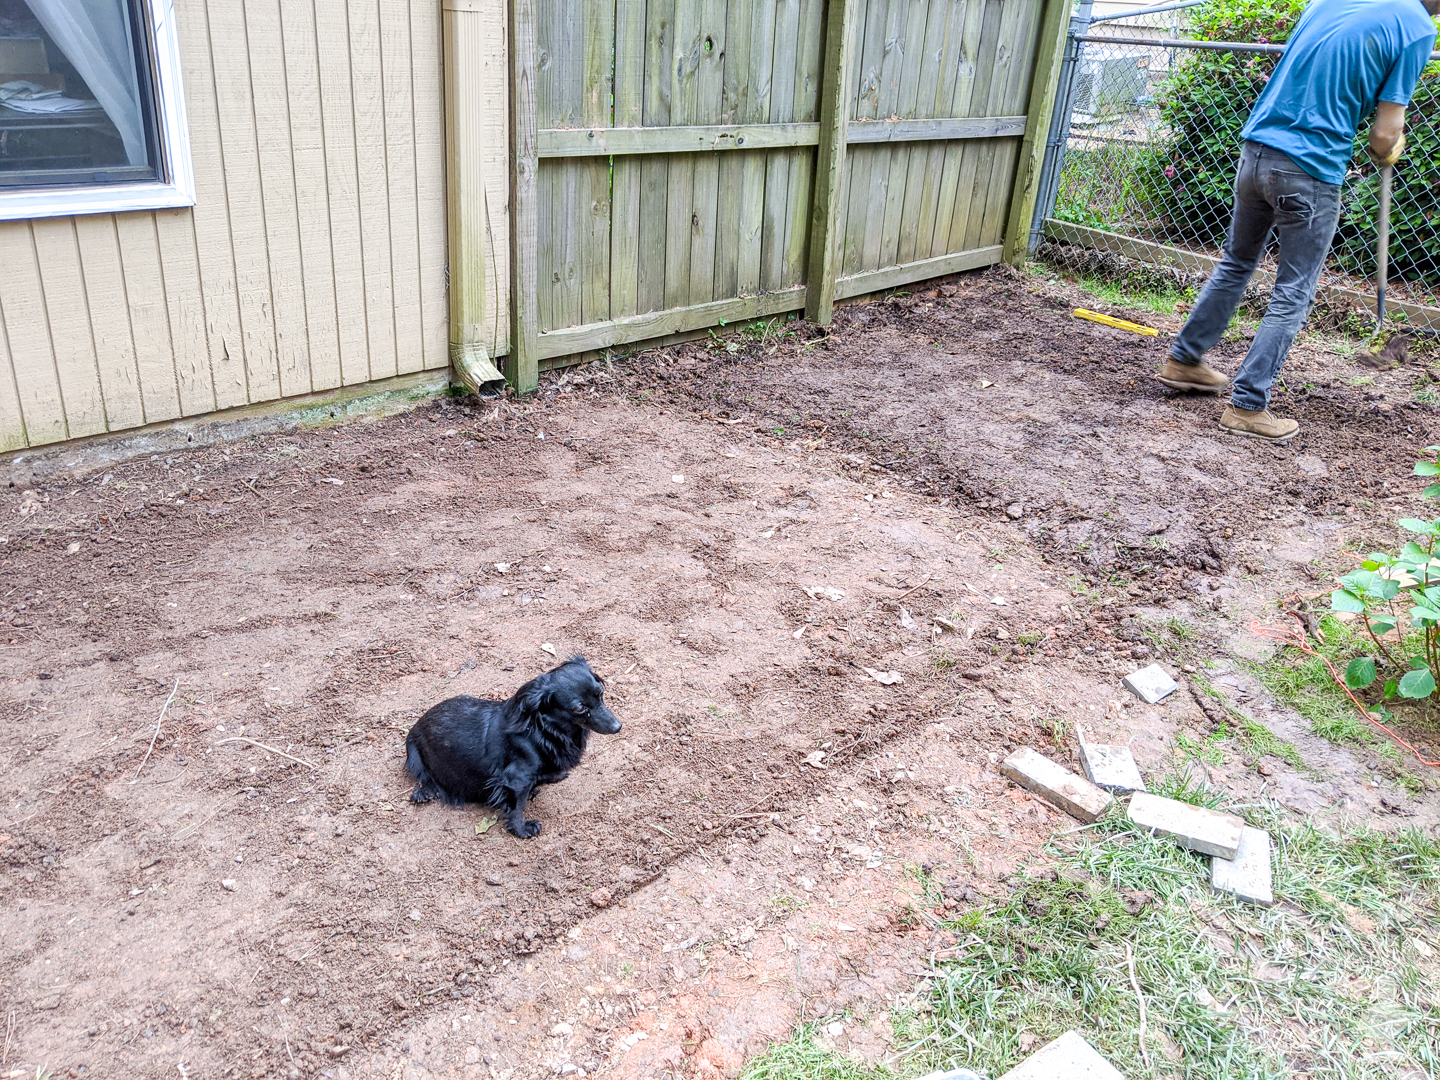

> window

[{"left": 0, "top": 0, "right": 192, "bottom": 219}]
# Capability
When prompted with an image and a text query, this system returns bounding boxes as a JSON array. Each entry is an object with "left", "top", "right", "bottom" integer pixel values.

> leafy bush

[{"left": 1330, "top": 444, "right": 1440, "bottom": 705}]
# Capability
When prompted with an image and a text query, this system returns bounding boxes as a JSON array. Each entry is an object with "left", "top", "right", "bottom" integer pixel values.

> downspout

[{"left": 443, "top": 0, "right": 506, "bottom": 393}]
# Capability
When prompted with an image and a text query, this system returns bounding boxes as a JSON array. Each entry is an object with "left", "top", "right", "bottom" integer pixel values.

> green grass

[
  {"left": 1190, "top": 673, "right": 1306, "bottom": 770},
  {"left": 744, "top": 805, "right": 1440, "bottom": 1080},
  {"left": 1250, "top": 616, "right": 1379, "bottom": 747},
  {"left": 1076, "top": 275, "right": 1193, "bottom": 317}
]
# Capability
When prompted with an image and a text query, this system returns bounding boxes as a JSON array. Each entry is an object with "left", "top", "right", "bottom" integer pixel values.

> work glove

[{"left": 1370, "top": 132, "right": 1405, "bottom": 168}]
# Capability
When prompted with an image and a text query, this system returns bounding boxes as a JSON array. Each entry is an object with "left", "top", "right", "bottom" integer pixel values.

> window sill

[{"left": 0, "top": 178, "right": 195, "bottom": 222}]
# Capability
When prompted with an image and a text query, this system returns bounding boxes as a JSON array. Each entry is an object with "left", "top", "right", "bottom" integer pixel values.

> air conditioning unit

[{"left": 1072, "top": 53, "right": 1148, "bottom": 119}]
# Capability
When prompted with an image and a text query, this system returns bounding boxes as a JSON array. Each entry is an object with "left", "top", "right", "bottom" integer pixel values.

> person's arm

[{"left": 1370, "top": 100, "right": 1407, "bottom": 166}]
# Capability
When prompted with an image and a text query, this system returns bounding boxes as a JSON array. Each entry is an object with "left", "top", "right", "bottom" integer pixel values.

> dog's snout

[{"left": 591, "top": 705, "right": 622, "bottom": 734}]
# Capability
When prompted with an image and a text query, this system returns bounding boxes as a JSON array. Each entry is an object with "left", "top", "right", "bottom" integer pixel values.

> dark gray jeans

[{"left": 1170, "top": 141, "right": 1341, "bottom": 410}]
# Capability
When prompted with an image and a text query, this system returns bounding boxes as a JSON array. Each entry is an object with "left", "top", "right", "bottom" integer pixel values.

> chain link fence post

[{"left": 1028, "top": 0, "right": 1094, "bottom": 254}]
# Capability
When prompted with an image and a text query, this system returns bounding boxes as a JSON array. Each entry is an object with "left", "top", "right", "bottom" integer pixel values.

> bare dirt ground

[{"left": 2, "top": 266, "right": 1438, "bottom": 1080}]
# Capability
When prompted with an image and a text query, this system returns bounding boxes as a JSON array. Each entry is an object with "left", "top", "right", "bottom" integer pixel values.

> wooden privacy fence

[{"left": 499, "top": 0, "right": 1070, "bottom": 389}]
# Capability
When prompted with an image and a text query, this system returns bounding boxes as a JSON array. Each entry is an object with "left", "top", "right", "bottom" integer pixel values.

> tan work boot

[
  {"left": 1154, "top": 357, "right": 1228, "bottom": 393},
  {"left": 1219, "top": 404, "right": 1299, "bottom": 442}
]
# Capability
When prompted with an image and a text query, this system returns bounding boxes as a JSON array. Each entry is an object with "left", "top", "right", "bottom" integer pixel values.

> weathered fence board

[{"left": 515, "top": 0, "right": 1056, "bottom": 364}]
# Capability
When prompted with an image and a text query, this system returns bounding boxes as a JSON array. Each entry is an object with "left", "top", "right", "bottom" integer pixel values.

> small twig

[
  {"left": 1125, "top": 942, "right": 1151, "bottom": 1072},
  {"left": 2, "top": 1007, "right": 14, "bottom": 1067},
  {"left": 896, "top": 576, "right": 935, "bottom": 601},
  {"left": 215, "top": 737, "right": 319, "bottom": 770},
  {"left": 131, "top": 677, "right": 180, "bottom": 783}
]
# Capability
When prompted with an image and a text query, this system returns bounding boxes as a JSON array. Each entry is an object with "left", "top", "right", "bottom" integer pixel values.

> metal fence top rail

[
  {"left": 1076, "top": 32, "right": 1440, "bottom": 61},
  {"left": 1089, "top": 0, "right": 1205, "bottom": 24}
]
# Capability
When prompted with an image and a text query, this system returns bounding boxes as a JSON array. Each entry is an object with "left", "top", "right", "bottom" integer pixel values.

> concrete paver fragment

[
  {"left": 1211, "top": 825, "right": 1273, "bottom": 905},
  {"left": 998, "top": 1030, "right": 1125, "bottom": 1079},
  {"left": 1077, "top": 727, "right": 1146, "bottom": 792},
  {"left": 1122, "top": 663, "right": 1178, "bottom": 703},
  {"left": 1001, "top": 747, "right": 1114, "bottom": 823},
  {"left": 1128, "top": 791, "right": 1244, "bottom": 859}
]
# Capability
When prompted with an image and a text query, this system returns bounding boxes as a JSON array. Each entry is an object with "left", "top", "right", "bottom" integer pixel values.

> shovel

[{"left": 1363, "top": 162, "right": 1408, "bottom": 368}]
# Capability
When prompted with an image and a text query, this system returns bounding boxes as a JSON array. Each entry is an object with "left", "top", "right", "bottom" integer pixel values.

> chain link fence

[{"left": 1036, "top": 10, "right": 1440, "bottom": 319}]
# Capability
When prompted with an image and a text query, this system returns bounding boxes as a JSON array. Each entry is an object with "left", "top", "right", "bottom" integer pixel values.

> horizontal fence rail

[
  {"left": 537, "top": 116, "right": 1030, "bottom": 158},
  {"left": 1036, "top": 24, "right": 1440, "bottom": 326}
]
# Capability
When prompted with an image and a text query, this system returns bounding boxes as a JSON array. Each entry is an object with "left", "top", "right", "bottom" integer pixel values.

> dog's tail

[{"left": 406, "top": 736, "right": 446, "bottom": 804}]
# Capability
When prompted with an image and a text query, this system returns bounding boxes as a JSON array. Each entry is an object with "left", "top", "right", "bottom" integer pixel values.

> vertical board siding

[{"left": 0, "top": 0, "right": 452, "bottom": 451}]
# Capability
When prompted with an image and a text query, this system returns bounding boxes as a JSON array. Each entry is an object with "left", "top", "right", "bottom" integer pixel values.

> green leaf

[
  {"left": 1398, "top": 668, "right": 1437, "bottom": 699},
  {"left": 1369, "top": 616, "right": 1398, "bottom": 636},
  {"left": 1411, "top": 603, "right": 1440, "bottom": 626},
  {"left": 1416, "top": 461, "right": 1440, "bottom": 476},
  {"left": 1423, "top": 483, "right": 1440, "bottom": 501},
  {"left": 1398, "top": 519, "right": 1439, "bottom": 535},
  {"left": 1331, "top": 589, "right": 1366, "bottom": 614},
  {"left": 1344, "top": 657, "right": 1377, "bottom": 689},
  {"left": 1384, "top": 678, "right": 1400, "bottom": 700}
]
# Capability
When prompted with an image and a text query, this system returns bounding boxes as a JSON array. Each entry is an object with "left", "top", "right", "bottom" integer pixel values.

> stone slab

[
  {"left": 1211, "top": 826, "right": 1274, "bottom": 906},
  {"left": 1128, "top": 791, "right": 1244, "bottom": 860},
  {"left": 1122, "top": 663, "right": 1178, "bottom": 704},
  {"left": 1077, "top": 730, "right": 1146, "bottom": 792},
  {"left": 998, "top": 1030, "right": 1125, "bottom": 1080},
  {"left": 1001, "top": 747, "right": 1114, "bottom": 823}
]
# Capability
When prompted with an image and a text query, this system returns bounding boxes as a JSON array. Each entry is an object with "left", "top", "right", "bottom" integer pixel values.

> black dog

[{"left": 404, "top": 656, "right": 621, "bottom": 838}]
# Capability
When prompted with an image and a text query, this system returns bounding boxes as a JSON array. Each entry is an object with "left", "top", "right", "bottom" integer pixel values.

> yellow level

[{"left": 1073, "top": 308, "right": 1159, "bottom": 337}]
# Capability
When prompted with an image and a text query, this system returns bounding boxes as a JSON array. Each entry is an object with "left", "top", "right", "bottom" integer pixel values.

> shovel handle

[{"left": 1377, "top": 163, "right": 1393, "bottom": 326}]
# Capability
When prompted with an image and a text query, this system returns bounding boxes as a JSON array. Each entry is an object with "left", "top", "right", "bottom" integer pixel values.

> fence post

[
  {"left": 804, "top": 0, "right": 856, "bottom": 326},
  {"left": 507, "top": 0, "right": 539, "bottom": 393},
  {"left": 1028, "top": 0, "right": 1094, "bottom": 254},
  {"left": 1003, "top": 0, "right": 1075, "bottom": 266}
]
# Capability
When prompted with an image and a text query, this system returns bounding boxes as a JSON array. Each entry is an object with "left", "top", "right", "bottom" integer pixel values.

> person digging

[{"left": 1155, "top": 0, "right": 1439, "bottom": 441}]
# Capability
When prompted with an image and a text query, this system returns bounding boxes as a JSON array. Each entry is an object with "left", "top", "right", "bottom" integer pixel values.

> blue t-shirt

[{"left": 1241, "top": 0, "right": 1436, "bottom": 184}]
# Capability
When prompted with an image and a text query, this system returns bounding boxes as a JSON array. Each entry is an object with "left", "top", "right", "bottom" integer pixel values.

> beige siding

[{"left": 0, "top": 0, "right": 457, "bottom": 451}]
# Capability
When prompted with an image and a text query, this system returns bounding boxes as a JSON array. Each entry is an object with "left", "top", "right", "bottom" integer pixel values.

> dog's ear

[{"left": 516, "top": 670, "right": 558, "bottom": 714}]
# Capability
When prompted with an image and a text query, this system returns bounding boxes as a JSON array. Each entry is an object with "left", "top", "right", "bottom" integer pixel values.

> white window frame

[{"left": 0, "top": 0, "right": 194, "bottom": 221}]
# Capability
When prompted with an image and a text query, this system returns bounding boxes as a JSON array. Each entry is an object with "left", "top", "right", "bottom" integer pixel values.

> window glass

[{"left": 0, "top": 0, "right": 159, "bottom": 187}]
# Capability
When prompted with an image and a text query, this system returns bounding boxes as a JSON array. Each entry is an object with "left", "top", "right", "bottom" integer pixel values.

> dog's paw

[
  {"left": 410, "top": 786, "right": 435, "bottom": 804},
  {"left": 515, "top": 819, "right": 542, "bottom": 839}
]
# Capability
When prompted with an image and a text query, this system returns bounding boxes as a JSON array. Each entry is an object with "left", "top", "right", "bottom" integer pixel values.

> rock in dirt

[
  {"left": 590, "top": 888, "right": 612, "bottom": 908},
  {"left": 1128, "top": 792, "right": 1244, "bottom": 859},
  {"left": 863, "top": 667, "right": 904, "bottom": 685},
  {"left": 1005, "top": 503, "right": 1024, "bottom": 520},
  {"left": 485, "top": 873, "right": 503, "bottom": 886},
  {"left": 1122, "top": 663, "right": 1178, "bottom": 704},
  {"left": 1210, "top": 826, "right": 1273, "bottom": 906},
  {"left": 997, "top": 1030, "right": 1123, "bottom": 1079},
  {"left": 220, "top": 879, "right": 236, "bottom": 892},
  {"left": 1000, "top": 747, "right": 1113, "bottom": 823},
  {"left": 804, "top": 585, "right": 846, "bottom": 602}
]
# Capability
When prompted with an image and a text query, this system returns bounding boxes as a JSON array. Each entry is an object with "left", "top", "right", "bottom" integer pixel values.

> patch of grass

[
  {"left": 743, "top": 1024, "right": 887, "bottom": 1080},
  {"left": 750, "top": 803, "right": 1440, "bottom": 1080},
  {"left": 1150, "top": 768, "right": 1227, "bottom": 808},
  {"left": 1015, "top": 630, "right": 1045, "bottom": 648},
  {"left": 1191, "top": 673, "right": 1306, "bottom": 769},
  {"left": 1250, "top": 616, "right": 1379, "bottom": 747},
  {"left": 1166, "top": 616, "right": 1195, "bottom": 641},
  {"left": 1074, "top": 273, "right": 1193, "bottom": 318},
  {"left": 1230, "top": 710, "right": 1305, "bottom": 769},
  {"left": 768, "top": 893, "right": 808, "bottom": 915}
]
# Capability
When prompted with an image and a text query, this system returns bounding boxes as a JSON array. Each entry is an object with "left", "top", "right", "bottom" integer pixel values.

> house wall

[{"left": 0, "top": 0, "right": 471, "bottom": 452}]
